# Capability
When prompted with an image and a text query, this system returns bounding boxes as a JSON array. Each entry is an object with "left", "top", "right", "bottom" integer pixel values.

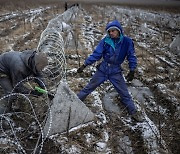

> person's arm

[
  {"left": 11, "top": 70, "right": 31, "bottom": 94},
  {"left": 126, "top": 39, "right": 137, "bottom": 71},
  {"left": 34, "top": 72, "right": 46, "bottom": 89},
  {"left": 84, "top": 39, "right": 105, "bottom": 66},
  {"left": 12, "top": 70, "right": 45, "bottom": 96},
  {"left": 77, "top": 39, "right": 105, "bottom": 73},
  {"left": 126, "top": 39, "right": 137, "bottom": 82}
]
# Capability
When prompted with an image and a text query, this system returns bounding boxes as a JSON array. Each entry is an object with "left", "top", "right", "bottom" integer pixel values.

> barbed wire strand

[{"left": 0, "top": 5, "right": 81, "bottom": 154}]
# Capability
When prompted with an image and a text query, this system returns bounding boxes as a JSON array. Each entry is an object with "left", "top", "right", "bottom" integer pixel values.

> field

[{"left": 0, "top": 0, "right": 180, "bottom": 153}]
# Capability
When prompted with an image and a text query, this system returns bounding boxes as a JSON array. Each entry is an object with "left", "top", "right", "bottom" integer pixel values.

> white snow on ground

[
  {"left": 91, "top": 91, "right": 108, "bottom": 125},
  {"left": 119, "top": 136, "right": 133, "bottom": 154},
  {"left": 0, "top": 3, "right": 179, "bottom": 153},
  {"left": 127, "top": 80, "right": 169, "bottom": 153},
  {"left": 122, "top": 110, "right": 168, "bottom": 154},
  {"left": 0, "top": 7, "right": 50, "bottom": 22}
]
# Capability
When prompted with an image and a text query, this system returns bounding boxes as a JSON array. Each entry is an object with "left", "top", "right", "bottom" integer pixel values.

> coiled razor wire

[
  {"left": 0, "top": 77, "right": 52, "bottom": 154},
  {"left": 0, "top": 93, "right": 44, "bottom": 154},
  {"left": 37, "top": 28, "right": 66, "bottom": 88},
  {"left": 47, "top": 5, "right": 79, "bottom": 31},
  {"left": 37, "top": 5, "right": 80, "bottom": 89},
  {"left": 0, "top": 6, "right": 81, "bottom": 154}
]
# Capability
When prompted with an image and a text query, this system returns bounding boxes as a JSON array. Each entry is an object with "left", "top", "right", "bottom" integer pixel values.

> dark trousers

[{"left": 77, "top": 70, "right": 136, "bottom": 115}]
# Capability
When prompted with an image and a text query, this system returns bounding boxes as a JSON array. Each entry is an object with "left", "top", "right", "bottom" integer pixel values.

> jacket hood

[
  {"left": 105, "top": 20, "right": 123, "bottom": 35},
  {"left": 20, "top": 50, "right": 35, "bottom": 66},
  {"left": 20, "top": 50, "right": 38, "bottom": 74},
  {"left": 34, "top": 52, "right": 48, "bottom": 72},
  {"left": 20, "top": 50, "right": 48, "bottom": 74}
]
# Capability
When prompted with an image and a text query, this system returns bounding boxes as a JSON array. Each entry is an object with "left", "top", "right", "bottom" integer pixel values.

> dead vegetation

[{"left": 0, "top": 0, "right": 180, "bottom": 153}]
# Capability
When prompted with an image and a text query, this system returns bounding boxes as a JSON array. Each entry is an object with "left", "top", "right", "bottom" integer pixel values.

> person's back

[
  {"left": 0, "top": 51, "right": 22, "bottom": 75},
  {"left": 0, "top": 50, "right": 48, "bottom": 114}
]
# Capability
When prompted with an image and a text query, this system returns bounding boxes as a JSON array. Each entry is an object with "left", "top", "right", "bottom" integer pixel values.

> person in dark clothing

[
  {"left": 0, "top": 50, "right": 48, "bottom": 113},
  {"left": 77, "top": 20, "right": 143, "bottom": 122}
]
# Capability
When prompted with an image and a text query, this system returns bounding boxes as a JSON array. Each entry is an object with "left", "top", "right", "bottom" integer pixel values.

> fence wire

[
  {"left": 0, "top": 5, "right": 80, "bottom": 154},
  {"left": 37, "top": 5, "right": 80, "bottom": 89}
]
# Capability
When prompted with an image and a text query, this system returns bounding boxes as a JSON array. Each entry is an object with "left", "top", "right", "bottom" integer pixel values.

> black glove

[
  {"left": 77, "top": 64, "right": 86, "bottom": 73},
  {"left": 48, "top": 93, "right": 54, "bottom": 100},
  {"left": 126, "top": 71, "right": 135, "bottom": 82},
  {"left": 96, "top": 63, "right": 101, "bottom": 69},
  {"left": 30, "top": 90, "right": 43, "bottom": 96}
]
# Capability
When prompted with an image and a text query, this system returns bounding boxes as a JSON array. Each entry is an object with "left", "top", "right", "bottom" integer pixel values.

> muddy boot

[{"left": 131, "top": 111, "right": 144, "bottom": 122}]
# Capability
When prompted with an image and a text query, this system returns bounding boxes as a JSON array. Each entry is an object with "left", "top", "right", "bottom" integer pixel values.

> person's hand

[
  {"left": 48, "top": 93, "right": 54, "bottom": 100},
  {"left": 77, "top": 64, "right": 86, "bottom": 73},
  {"left": 126, "top": 71, "right": 135, "bottom": 82},
  {"left": 30, "top": 90, "right": 43, "bottom": 96},
  {"left": 96, "top": 63, "right": 101, "bottom": 69}
]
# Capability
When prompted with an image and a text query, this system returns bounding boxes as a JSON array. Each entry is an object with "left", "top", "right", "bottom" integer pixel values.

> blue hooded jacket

[{"left": 84, "top": 20, "right": 137, "bottom": 74}]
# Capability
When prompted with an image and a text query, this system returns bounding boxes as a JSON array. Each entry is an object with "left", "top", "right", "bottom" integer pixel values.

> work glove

[
  {"left": 77, "top": 64, "right": 86, "bottom": 73},
  {"left": 126, "top": 71, "right": 135, "bottom": 82},
  {"left": 47, "top": 93, "right": 55, "bottom": 100},
  {"left": 96, "top": 63, "right": 101, "bottom": 69},
  {"left": 30, "top": 90, "right": 43, "bottom": 96},
  {"left": 34, "top": 86, "right": 55, "bottom": 100}
]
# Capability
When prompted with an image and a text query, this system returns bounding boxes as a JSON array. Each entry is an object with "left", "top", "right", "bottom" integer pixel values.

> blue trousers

[{"left": 77, "top": 70, "right": 136, "bottom": 115}]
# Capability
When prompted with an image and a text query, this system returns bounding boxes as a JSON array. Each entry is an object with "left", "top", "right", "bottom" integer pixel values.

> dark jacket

[{"left": 0, "top": 50, "right": 44, "bottom": 93}]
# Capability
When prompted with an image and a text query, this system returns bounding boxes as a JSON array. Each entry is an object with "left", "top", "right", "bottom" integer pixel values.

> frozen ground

[{"left": 0, "top": 1, "right": 179, "bottom": 153}]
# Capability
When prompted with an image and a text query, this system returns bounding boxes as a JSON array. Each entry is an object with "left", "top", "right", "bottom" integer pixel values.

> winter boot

[{"left": 131, "top": 111, "right": 144, "bottom": 122}]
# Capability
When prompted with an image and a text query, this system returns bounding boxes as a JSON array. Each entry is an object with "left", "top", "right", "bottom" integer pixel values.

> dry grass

[
  {"left": 0, "top": 1, "right": 179, "bottom": 153},
  {"left": 0, "top": 0, "right": 179, "bottom": 13}
]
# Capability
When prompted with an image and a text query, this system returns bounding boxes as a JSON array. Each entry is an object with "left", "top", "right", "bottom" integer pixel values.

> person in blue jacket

[{"left": 77, "top": 20, "right": 143, "bottom": 122}]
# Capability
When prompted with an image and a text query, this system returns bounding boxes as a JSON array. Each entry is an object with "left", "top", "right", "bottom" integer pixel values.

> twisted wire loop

[
  {"left": 37, "top": 28, "right": 66, "bottom": 89},
  {"left": 0, "top": 93, "right": 44, "bottom": 154},
  {"left": 0, "top": 77, "right": 51, "bottom": 154},
  {"left": 37, "top": 5, "right": 80, "bottom": 89},
  {"left": 0, "top": 6, "right": 81, "bottom": 154},
  {"left": 47, "top": 5, "right": 79, "bottom": 31}
]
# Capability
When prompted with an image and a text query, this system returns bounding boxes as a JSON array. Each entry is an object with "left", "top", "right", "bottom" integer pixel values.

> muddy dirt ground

[{"left": 0, "top": 0, "right": 180, "bottom": 154}]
